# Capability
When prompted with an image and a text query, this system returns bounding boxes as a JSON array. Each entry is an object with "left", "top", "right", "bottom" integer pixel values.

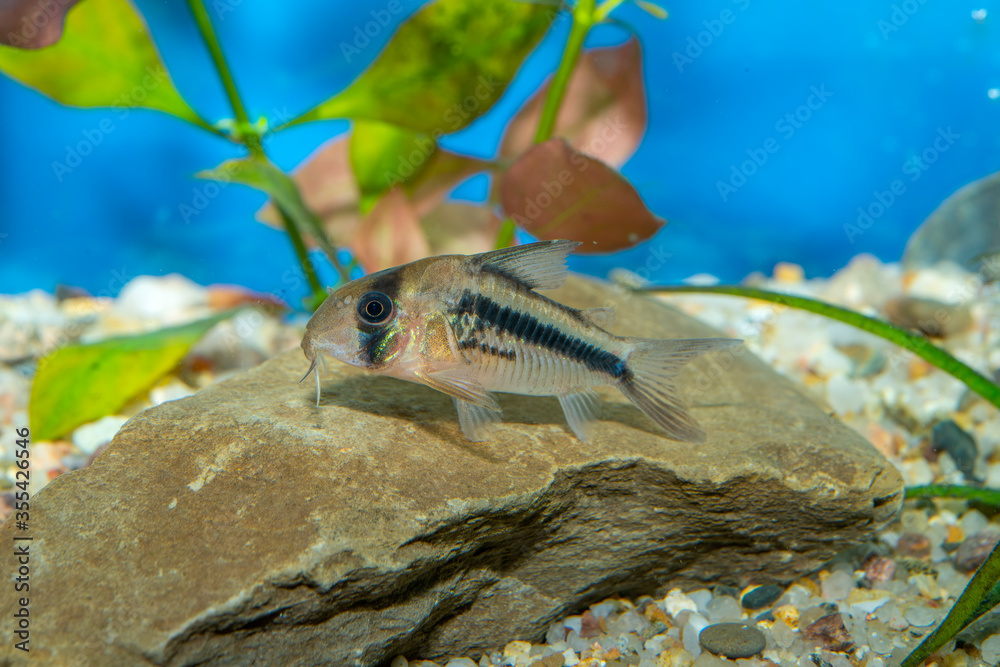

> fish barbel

[{"left": 301, "top": 240, "right": 739, "bottom": 442}]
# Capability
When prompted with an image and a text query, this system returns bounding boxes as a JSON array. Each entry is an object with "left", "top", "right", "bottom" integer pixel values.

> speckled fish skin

[{"left": 301, "top": 240, "right": 740, "bottom": 443}]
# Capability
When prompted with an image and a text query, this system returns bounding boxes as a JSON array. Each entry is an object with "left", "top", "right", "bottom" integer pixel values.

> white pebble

[
  {"left": 72, "top": 415, "right": 129, "bottom": 455},
  {"left": 960, "top": 509, "right": 990, "bottom": 537},
  {"left": 682, "top": 612, "right": 709, "bottom": 657},
  {"left": 821, "top": 570, "right": 855, "bottom": 601},
  {"left": 983, "top": 634, "right": 1000, "bottom": 663},
  {"left": 706, "top": 595, "right": 743, "bottom": 622},
  {"left": 113, "top": 274, "right": 207, "bottom": 321},
  {"left": 444, "top": 659, "right": 477, "bottom": 667},
  {"left": 689, "top": 589, "right": 713, "bottom": 613},
  {"left": 390, "top": 657, "right": 408, "bottom": 667},
  {"left": 664, "top": 589, "right": 699, "bottom": 616},
  {"left": 904, "top": 605, "right": 938, "bottom": 627}
]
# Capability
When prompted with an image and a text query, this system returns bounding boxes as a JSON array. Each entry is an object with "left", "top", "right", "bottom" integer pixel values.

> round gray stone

[{"left": 699, "top": 622, "right": 767, "bottom": 659}]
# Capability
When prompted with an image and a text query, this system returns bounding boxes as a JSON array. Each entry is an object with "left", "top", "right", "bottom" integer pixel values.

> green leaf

[
  {"left": 0, "top": 0, "right": 213, "bottom": 132},
  {"left": 285, "top": 0, "right": 556, "bottom": 131},
  {"left": 906, "top": 484, "right": 1000, "bottom": 509},
  {"left": 639, "top": 285, "right": 1000, "bottom": 411},
  {"left": 634, "top": 0, "right": 668, "bottom": 19},
  {"left": 29, "top": 309, "right": 240, "bottom": 441},
  {"left": 350, "top": 120, "right": 436, "bottom": 206}
]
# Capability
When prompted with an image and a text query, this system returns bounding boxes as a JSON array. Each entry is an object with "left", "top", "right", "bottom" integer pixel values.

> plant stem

[
  {"left": 186, "top": 0, "right": 263, "bottom": 157},
  {"left": 906, "top": 485, "right": 1000, "bottom": 508},
  {"left": 275, "top": 204, "right": 324, "bottom": 304},
  {"left": 638, "top": 285, "right": 1000, "bottom": 410},
  {"left": 534, "top": 0, "right": 597, "bottom": 143}
]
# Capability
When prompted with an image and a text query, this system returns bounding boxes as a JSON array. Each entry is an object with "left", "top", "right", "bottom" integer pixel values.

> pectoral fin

[
  {"left": 415, "top": 367, "right": 500, "bottom": 411},
  {"left": 452, "top": 397, "right": 503, "bottom": 442}
]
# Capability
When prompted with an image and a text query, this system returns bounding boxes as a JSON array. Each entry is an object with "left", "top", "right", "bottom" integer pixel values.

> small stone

[
  {"left": 445, "top": 659, "right": 477, "bottom": 667},
  {"left": 959, "top": 510, "right": 989, "bottom": 537},
  {"left": 390, "top": 656, "right": 408, "bottom": 667},
  {"left": 741, "top": 585, "right": 784, "bottom": 610},
  {"left": 884, "top": 296, "right": 973, "bottom": 338},
  {"left": 503, "top": 640, "right": 532, "bottom": 663},
  {"left": 862, "top": 556, "right": 897, "bottom": 584},
  {"left": 903, "top": 605, "right": 938, "bottom": 627},
  {"left": 820, "top": 570, "right": 855, "bottom": 601},
  {"left": 683, "top": 614, "right": 710, "bottom": 657},
  {"left": 529, "top": 655, "right": 564, "bottom": 667},
  {"left": 71, "top": 415, "right": 129, "bottom": 456},
  {"left": 580, "top": 610, "right": 601, "bottom": 638},
  {"left": 664, "top": 589, "right": 699, "bottom": 616},
  {"left": 698, "top": 623, "right": 766, "bottom": 659},
  {"left": 706, "top": 596, "right": 743, "bottom": 623},
  {"left": 896, "top": 532, "right": 932, "bottom": 558},
  {"left": 801, "top": 614, "right": 854, "bottom": 653},
  {"left": 931, "top": 420, "right": 979, "bottom": 482},
  {"left": 982, "top": 634, "right": 1000, "bottom": 663},
  {"left": 657, "top": 645, "right": 694, "bottom": 667},
  {"left": 866, "top": 620, "right": 894, "bottom": 655},
  {"left": 955, "top": 530, "right": 1000, "bottom": 572},
  {"left": 770, "top": 618, "right": 797, "bottom": 650}
]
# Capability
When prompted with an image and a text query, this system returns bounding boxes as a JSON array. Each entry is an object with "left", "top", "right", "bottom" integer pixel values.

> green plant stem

[
  {"left": 906, "top": 485, "right": 1000, "bottom": 508},
  {"left": 275, "top": 204, "right": 324, "bottom": 304},
  {"left": 186, "top": 0, "right": 263, "bottom": 157},
  {"left": 901, "top": 539, "right": 1000, "bottom": 666},
  {"left": 534, "top": 0, "right": 597, "bottom": 143},
  {"left": 638, "top": 285, "right": 1000, "bottom": 410}
]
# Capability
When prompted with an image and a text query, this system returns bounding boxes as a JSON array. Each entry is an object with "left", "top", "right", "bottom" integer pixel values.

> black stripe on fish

[
  {"left": 453, "top": 290, "right": 628, "bottom": 379},
  {"left": 457, "top": 337, "right": 517, "bottom": 361}
]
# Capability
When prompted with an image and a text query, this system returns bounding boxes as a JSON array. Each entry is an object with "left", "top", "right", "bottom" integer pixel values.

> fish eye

[{"left": 357, "top": 291, "right": 394, "bottom": 325}]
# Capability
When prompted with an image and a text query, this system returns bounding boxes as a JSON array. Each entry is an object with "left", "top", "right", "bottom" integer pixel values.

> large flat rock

[{"left": 0, "top": 276, "right": 903, "bottom": 666}]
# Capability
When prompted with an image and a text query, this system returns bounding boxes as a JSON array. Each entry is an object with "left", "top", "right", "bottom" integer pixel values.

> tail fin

[{"left": 618, "top": 337, "right": 740, "bottom": 442}]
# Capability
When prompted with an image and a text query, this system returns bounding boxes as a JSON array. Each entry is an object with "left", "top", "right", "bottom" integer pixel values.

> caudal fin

[{"left": 618, "top": 337, "right": 740, "bottom": 442}]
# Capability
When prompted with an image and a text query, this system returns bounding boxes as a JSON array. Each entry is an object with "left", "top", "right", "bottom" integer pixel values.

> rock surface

[{"left": 0, "top": 276, "right": 903, "bottom": 666}]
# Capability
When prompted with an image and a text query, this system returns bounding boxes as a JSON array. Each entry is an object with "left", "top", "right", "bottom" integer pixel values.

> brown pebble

[
  {"left": 955, "top": 531, "right": 1000, "bottom": 572},
  {"left": 801, "top": 613, "right": 855, "bottom": 653},
  {"left": 862, "top": 555, "right": 897, "bottom": 584},
  {"left": 530, "top": 654, "right": 565, "bottom": 667},
  {"left": 897, "top": 532, "right": 932, "bottom": 558},
  {"left": 884, "top": 296, "right": 973, "bottom": 338},
  {"left": 580, "top": 610, "right": 601, "bottom": 638}
]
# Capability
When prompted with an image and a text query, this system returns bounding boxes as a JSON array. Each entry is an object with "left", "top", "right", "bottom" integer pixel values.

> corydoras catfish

[{"left": 300, "top": 240, "right": 739, "bottom": 442}]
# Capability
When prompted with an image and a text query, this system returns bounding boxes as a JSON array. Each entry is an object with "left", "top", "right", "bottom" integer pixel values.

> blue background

[{"left": 1, "top": 0, "right": 997, "bottom": 305}]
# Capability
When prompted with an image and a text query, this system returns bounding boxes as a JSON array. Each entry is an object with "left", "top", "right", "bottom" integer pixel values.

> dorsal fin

[{"left": 472, "top": 240, "right": 581, "bottom": 290}]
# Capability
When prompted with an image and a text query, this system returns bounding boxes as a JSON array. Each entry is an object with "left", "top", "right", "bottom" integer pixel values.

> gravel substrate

[{"left": 2, "top": 256, "right": 999, "bottom": 666}]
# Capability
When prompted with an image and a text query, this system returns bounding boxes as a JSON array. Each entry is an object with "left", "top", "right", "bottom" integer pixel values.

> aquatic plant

[
  {"left": 1, "top": 0, "right": 666, "bottom": 310},
  {"left": 640, "top": 283, "right": 1000, "bottom": 666}
]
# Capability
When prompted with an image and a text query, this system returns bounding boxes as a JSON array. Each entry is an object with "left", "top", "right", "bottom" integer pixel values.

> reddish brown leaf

[
  {"left": 500, "top": 38, "right": 646, "bottom": 168},
  {"left": 0, "top": 0, "right": 82, "bottom": 48},
  {"left": 353, "top": 187, "right": 430, "bottom": 273},
  {"left": 421, "top": 203, "right": 502, "bottom": 257},
  {"left": 256, "top": 134, "right": 489, "bottom": 252},
  {"left": 499, "top": 138, "right": 664, "bottom": 252}
]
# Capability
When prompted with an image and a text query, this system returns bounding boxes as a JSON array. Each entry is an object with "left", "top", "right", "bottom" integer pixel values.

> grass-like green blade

[
  {"left": 29, "top": 309, "right": 241, "bottom": 441},
  {"left": 638, "top": 285, "right": 1000, "bottom": 411},
  {"left": 906, "top": 485, "right": 1000, "bottom": 508},
  {"left": 640, "top": 283, "right": 1000, "bottom": 666}
]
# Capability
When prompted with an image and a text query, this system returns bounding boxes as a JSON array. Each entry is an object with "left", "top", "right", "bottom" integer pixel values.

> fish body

[{"left": 301, "top": 240, "right": 739, "bottom": 442}]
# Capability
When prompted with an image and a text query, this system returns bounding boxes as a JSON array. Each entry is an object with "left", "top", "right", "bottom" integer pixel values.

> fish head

[{"left": 302, "top": 266, "right": 417, "bottom": 373}]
